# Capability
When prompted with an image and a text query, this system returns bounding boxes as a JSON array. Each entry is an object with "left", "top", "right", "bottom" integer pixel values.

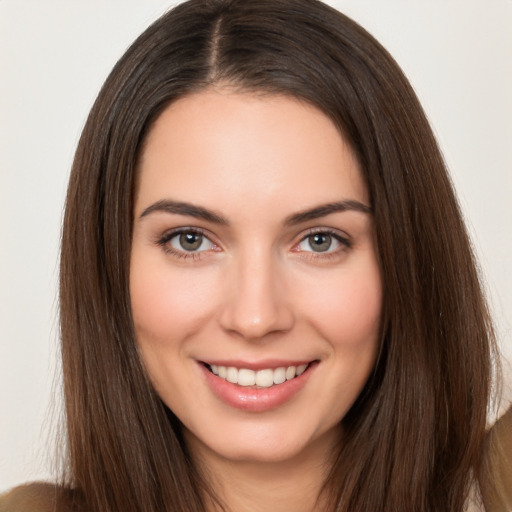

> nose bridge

[{"left": 219, "top": 244, "right": 294, "bottom": 340}]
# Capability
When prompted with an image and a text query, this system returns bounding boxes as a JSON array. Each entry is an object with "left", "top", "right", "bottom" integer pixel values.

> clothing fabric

[
  {"left": 0, "top": 483, "right": 60, "bottom": 512},
  {"left": 480, "top": 406, "right": 512, "bottom": 511}
]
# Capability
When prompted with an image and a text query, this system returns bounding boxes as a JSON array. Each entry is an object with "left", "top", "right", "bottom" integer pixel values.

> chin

[{"left": 183, "top": 418, "right": 340, "bottom": 467}]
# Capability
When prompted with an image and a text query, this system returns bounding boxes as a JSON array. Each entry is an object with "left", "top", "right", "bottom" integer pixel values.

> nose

[{"left": 218, "top": 250, "right": 295, "bottom": 341}]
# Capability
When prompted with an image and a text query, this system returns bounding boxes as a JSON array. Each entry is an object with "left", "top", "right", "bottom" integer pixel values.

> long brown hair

[{"left": 59, "top": 1, "right": 497, "bottom": 510}]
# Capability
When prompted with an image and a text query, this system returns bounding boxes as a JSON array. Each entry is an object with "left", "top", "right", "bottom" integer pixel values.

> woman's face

[{"left": 130, "top": 90, "right": 382, "bottom": 465}]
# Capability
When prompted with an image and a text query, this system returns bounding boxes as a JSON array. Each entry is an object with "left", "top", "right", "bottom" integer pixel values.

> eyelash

[
  {"left": 155, "top": 228, "right": 216, "bottom": 260},
  {"left": 293, "top": 228, "right": 351, "bottom": 261},
  {"left": 155, "top": 227, "right": 352, "bottom": 261}
]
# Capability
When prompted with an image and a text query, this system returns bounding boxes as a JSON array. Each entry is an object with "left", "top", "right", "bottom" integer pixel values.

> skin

[{"left": 130, "top": 90, "right": 382, "bottom": 511}]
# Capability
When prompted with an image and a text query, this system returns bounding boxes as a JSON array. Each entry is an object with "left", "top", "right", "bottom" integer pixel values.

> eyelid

[
  {"left": 155, "top": 226, "right": 221, "bottom": 259},
  {"left": 153, "top": 225, "right": 351, "bottom": 261},
  {"left": 291, "top": 227, "right": 352, "bottom": 257},
  {"left": 298, "top": 227, "right": 350, "bottom": 244}
]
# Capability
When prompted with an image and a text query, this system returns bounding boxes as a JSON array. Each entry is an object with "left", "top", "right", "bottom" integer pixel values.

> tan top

[
  {"left": 2, "top": 408, "right": 511, "bottom": 512},
  {"left": 0, "top": 482, "right": 61, "bottom": 512},
  {"left": 0, "top": 482, "right": 84, "bottom": 512},
  {"left": 480, "top": 406, "right": 512, "bottom": 511}
]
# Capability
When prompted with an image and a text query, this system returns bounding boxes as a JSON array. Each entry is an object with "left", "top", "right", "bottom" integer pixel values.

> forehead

[{"left": 135, "top": 90, "right": 367, "bottom": 217}]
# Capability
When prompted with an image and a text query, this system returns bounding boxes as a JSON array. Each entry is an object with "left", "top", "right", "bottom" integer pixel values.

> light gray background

[{"left": 1, "top": 0, "right": 511, "bottom": 490}]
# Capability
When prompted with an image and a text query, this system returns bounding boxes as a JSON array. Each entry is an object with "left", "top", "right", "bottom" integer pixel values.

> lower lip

[{"left": 199, "top": 362, "right": 316, "bottom": 412}]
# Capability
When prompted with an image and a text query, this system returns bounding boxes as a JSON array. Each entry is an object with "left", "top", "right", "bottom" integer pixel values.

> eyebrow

[
  {"left": 139, "top": 200, "right": 229, "bottom": 225},
  {"left": 284, "top": 200, "right": 372, "bottom": 225},
  {"left": 138, "top": 199, "right": 372, "bottom": 225}
]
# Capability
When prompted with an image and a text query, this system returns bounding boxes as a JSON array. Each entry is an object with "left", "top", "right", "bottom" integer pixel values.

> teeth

[
  {"left": 285, "top": 366, "right": 296, "bottom": 380},
  {"left": 273, "top": 367, "right": 286, "bottom": 384},
  {"left": 255, "top": 369, "right": 273, "bottom": 387},
  {"left": 208, "top": 364, "right": 309, "bottom": 387},
  {"left": 238, "top": 368, "right": 256, "bottom": 386},
  {"left": 296, "top": 363, "right": 307, "bottom": 376},
  {"left": 226, "top": 367, "right": 238, "bottom": 384}
]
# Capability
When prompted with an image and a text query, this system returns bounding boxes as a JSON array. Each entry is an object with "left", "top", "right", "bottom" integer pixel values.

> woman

[{"left": 1, "top": 0, "right": 506, "bottom": 511}]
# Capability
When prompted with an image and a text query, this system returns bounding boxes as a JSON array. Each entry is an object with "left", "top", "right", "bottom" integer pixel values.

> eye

[
  {"left": 170, "top": 231, "right": 212, "bottom": 252},
  {"left": 301, "top": 233, "right": 334, "bottom": 252},
  {"left": 294, "top": 230, "right": 350, "bottom": 255},
  {"left": 157, "top": 228, "right": 218, "bottom": 258}
]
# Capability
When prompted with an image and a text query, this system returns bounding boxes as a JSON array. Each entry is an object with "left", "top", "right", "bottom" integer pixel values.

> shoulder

[
  {"left": 480, "top": 406, "right": 512, "bottom": 512},
  {"left": 0, "top": 482, "right": 57, "bottom": 512},
  {"left": 0, "top": 482, "right": 82, "bottom": 512}
]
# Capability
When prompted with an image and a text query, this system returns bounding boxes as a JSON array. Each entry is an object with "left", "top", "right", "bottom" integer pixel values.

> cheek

[
  {"left": 299, "top": 262, "right": 382, "bottom": 349},
  {"left": 303, "top": 262, "right": 382, "bottom": 420},
  {"left": 129, "top": 254, "right": 220, "bottom": 344},
  {"left": 129, "top": 255, "right": 222, "bottom": 404}
]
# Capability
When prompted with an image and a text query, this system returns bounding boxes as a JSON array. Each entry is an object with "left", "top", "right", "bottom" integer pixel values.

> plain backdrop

[{"left": 1, "top": 0, "right": 511, "bottom": 491}]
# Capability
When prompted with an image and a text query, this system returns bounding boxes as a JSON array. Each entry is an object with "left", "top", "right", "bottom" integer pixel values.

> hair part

[{"left": 60, "top": 1, "right": 498, "bottom": 510}]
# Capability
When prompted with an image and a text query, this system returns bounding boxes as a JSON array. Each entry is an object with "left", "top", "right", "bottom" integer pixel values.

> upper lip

[{"left": 200, "top": 359, "right": 316, "bottom": 371}]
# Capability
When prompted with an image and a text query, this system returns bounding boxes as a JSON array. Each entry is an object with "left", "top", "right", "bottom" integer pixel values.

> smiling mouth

[{"left": 204, "top": 363, "right": 313, "bottom": 388}]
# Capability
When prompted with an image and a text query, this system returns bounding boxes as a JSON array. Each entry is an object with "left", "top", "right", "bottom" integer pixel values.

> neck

[{"left": 187, "top": 428, "right": 340, "bottom": 512}]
